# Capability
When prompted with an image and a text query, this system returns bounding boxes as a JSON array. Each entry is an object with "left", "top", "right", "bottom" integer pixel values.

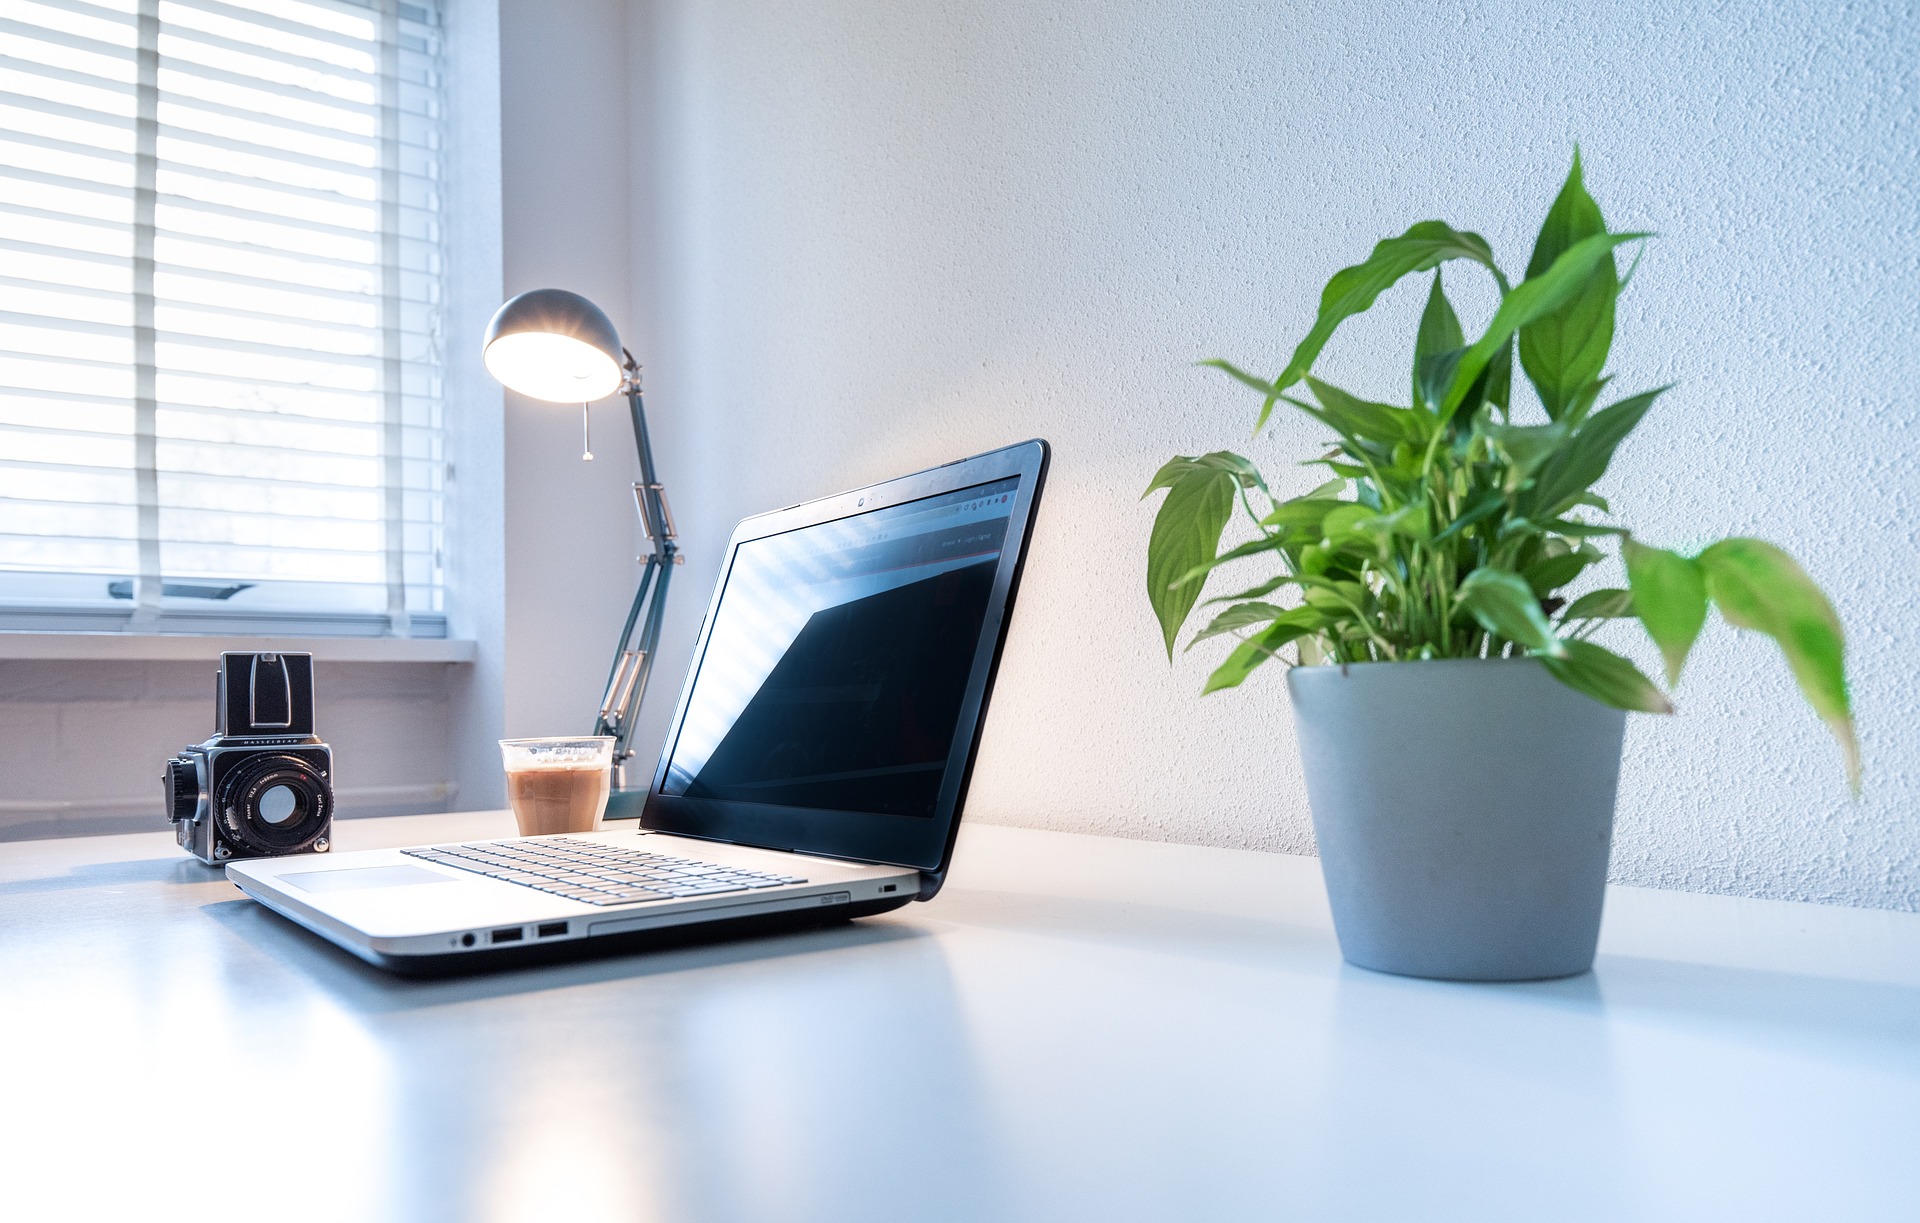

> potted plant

[{"left": 1145, "top": 152, "right": 1856, "bottom": 981}]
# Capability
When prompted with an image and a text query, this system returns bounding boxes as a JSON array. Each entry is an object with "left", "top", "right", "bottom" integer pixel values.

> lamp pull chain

[{"left": 580, "top": 402, "right": 593, "bottom": 461}]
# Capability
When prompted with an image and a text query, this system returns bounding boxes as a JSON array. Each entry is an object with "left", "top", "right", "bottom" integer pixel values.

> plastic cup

[{"left": 499, "top": 736, "right": 614, "bottom": 836}]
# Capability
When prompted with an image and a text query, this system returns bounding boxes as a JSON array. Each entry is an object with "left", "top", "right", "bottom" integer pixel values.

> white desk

[{"left": 3, "top": 812, "right": 1916, "bottom": 1222}]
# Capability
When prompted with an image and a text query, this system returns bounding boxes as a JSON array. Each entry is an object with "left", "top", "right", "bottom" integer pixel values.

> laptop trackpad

[{"left": 279, "top": 865, "right": 457, "bottom": 893}]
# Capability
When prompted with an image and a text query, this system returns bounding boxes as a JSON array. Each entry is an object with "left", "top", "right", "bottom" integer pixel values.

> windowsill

[{"left": 0, "top": 631, "right": 475, "bottom": 664}]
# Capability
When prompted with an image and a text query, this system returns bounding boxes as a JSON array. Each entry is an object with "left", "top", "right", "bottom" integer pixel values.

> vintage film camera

[{"left": 165, "top": 652, "right": 334, "bottom": 865}]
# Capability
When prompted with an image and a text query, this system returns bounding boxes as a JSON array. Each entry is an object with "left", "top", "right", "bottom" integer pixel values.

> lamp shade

[{"left": 482, "top": 288, "right": 624, "bottom": 403}]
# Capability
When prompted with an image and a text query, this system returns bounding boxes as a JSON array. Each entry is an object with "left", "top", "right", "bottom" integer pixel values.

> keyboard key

[{"left": 408, "top": 839, "right": 813, "bottom": 900}]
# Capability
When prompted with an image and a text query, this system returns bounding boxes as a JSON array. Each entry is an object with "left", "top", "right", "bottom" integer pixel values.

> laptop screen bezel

[{"left": 639, "top": 439, "right": 1049, "bottom": 874}]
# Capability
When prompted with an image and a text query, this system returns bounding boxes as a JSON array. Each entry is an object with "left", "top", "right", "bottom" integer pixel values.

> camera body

[{"left": 165, "top": 652, "right": 334, "bottom": 866}]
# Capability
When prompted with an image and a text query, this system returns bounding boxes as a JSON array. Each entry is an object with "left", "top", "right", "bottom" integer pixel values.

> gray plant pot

[{"left": 1286, "top": 658, "right": 1627, "bottom": 981}]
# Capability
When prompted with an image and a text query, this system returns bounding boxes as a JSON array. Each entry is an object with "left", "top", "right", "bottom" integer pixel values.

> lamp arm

[{"left": 594, "top": 351, "right": 680, "bottom": 786}]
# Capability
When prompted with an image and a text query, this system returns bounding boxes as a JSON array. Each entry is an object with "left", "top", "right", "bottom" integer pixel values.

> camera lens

[
  {"left": 214, "top": 753, "right": 331, "bottom": 855},
  {"left": 257, "top": 784, "right": 298, "bottom": 825}
]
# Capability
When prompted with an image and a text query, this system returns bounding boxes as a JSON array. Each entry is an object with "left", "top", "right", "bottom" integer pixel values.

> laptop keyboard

[{"left": 402, "top": 838, "right": 807, "bottom": 906}]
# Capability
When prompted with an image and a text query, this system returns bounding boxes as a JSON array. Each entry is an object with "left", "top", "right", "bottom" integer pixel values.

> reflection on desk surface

[{"left": 2, "top": 813, "right": 1918, "bottom": 1223}]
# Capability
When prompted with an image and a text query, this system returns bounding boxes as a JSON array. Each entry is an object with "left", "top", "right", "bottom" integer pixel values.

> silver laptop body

[{"left": 228, "top": 440, "right": 1049, "bottom": 973}]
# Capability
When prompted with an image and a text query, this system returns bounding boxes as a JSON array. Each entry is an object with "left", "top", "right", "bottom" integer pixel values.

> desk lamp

[{"left": 482, "top": 288, "right": 678, "bottom": 815}]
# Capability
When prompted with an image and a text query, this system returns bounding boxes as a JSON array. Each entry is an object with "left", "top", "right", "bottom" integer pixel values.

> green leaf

[
  {"left": 1186, "top": 601, "right": 1290, "bottom": 649},
  {"left": 1302, "top": 577, "right": 1368, "bottom": 613},
  {"left": 1483, "top": 420, "right": 1571, "bottom": 486},
  {"left": 1540, "top": 517, "right": 1630, "bottom": 537},
  {"left": 1521, "top": 547, "right": 1598, "bottom": 596},
  {"left": 1439, "top": 230, "right": 1647, "bottom": 422},
  {"left": 1319, "top": 502, "right": 1377, "bottom": 545},
  {"left": 1455, "top": 567, "right": 1566, "bottom": 656},
  {"left": 1696, "top": 538, "right": 1858, "bottom": 791},
  {"left": 1171, "top": 532, "right": 1291, "bottom": 589},
  {"left": 1262, "top": 220, "right": 1505, "bottom": 431},
  {"left": 1261, "top": 495, "right": 1341, "bottom": 534},
  {"left": 1483, "top": 334, "right": 1514, "bottom": 413},
  {"left": 1561, "top": 587, "right": 1634, "bottom": 621},
  {"left": 1202, "top": 617, "right": 1320, "bottom": 694},
  {"left": 1305, "top": 457, "right": 1372, "bottom": 480},
  {"left": 1203, "top": 574, "right": 1300, "bottom": 605},
  {"left": 1431, "top": 487, "right": 1506, "bottom": 542},
  {"left": 1524, "top": 385, "right": 1668, "bottom": 517},
  {"left": 1144, "top": 450, "right": 1266, "bottom": 496},
  {"left": 1415, "top": 346, "right": 1466, "bottom": 415},
  {"left": 1413, "top": 271, "right": 1464, "bottom": 406},
  {"left": 1519, "top": 150, "right": 1620, "bottom": 419},
  {"left": 1541, "top": 640, "right": 1673, "bottom": 713},
  {"left": 1145, "top": 463, "right": 1238, "bottom": 658},
  {"left": 1561, "top": 375, "right": 1612, "bottom": 427},
  {"left": 1197, "top": 358, "right": 1277, "bottom": 399},
  {"left": 1421, "top": 347, "right": 1513, "bottom": 422},
  {"left": 1200, "top": 359, "right": 1291, "bottom": 428},
  {"left": 1302, "top": 377, "right": 1432, "bottom": 446},
  {"left": 1623, "top": 539, "right": 1707, "bottom": 685},
  {"left": 1358, "top": 500, "right": 1431, "bottom": 543}
]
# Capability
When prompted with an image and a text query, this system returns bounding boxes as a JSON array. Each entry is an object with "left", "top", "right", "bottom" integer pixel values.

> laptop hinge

[{"left": 915, "top": 868, "right": 945, "bottom": 902}]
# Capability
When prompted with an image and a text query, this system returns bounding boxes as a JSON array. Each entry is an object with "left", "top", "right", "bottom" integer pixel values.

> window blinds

[{"left": 0, "top": 0, "right": 446, "bottom": 636}]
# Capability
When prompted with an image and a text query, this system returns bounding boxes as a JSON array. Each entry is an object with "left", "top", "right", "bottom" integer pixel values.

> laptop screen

[{"left": 661, "top": 476, "right": 1021, "bottom": 818}]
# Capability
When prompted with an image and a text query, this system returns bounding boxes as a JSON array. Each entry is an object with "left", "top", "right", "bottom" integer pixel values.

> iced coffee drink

[{"left": 499, "top": 736, "right": 614, "bottom": 836}]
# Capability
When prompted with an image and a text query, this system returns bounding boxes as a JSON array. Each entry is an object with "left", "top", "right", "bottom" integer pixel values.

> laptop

[{"left": 228, "top": 439, "right": 1049, "bottom": 973}]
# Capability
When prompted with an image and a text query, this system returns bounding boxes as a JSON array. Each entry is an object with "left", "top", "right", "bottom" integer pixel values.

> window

[{"left": 0, "top": 0, "right": 446, "bottom": 637}]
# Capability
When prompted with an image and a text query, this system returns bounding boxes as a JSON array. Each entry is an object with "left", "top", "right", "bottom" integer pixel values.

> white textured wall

[
  {"left": 442, "top": 0, "right": 507, "bottom": 812},
  {"left": 0, "top": 659, "right": 456, "bottom": 840},
  {"left": 627, "top": 0, "right": 1920, "bottom": 909},
  {"left": 498, "top": 0, "right": 650, "bottom": 744}
]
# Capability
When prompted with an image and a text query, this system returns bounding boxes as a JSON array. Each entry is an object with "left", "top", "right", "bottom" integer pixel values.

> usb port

[
  {"left": 881, "top": 884, "right": 897, "bottom": 893},
  {"left": 489, "top": 926, "right": 524, "bottom": 944},
  {"left": 537, "top": 922, "right": 568, "bottom": 939}
]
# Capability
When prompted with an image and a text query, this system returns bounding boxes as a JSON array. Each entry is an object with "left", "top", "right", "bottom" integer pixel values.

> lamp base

[{"left": 603, "top": 786, "right": 649, "bottom": 822}]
